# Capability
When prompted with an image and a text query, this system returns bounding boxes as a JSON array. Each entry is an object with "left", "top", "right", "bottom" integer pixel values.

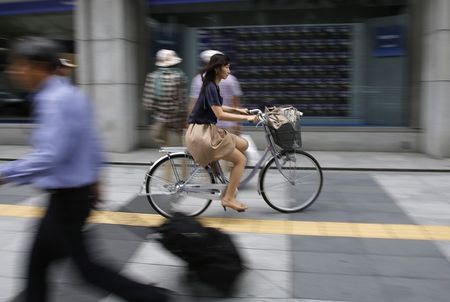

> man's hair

[{"left": 10, "top": 36, "right": 61, "bottom": 71}]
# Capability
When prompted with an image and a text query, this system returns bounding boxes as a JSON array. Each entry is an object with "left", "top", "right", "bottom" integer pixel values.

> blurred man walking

[{"left": 0, "top": 36, "right": 171, "bottom": 302}]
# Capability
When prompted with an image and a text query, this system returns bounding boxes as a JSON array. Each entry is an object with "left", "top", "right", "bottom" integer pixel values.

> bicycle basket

[
  {"left": 265, "top": 106, "right": 302, "bottom": 150},
  {"left": 269, "top": 120, "right": 302, "bottom": 150}
]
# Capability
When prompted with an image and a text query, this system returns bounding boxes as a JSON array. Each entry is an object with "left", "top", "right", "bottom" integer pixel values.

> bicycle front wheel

[
  {"left": 259, "top": 150, "right": 323, "bottom": 213},
  {"left": 146, "top": 153, "right": 214, "bottom": 218}
]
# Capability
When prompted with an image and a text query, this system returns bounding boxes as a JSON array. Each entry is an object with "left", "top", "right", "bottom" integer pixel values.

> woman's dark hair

[
  {"left": 9, "top": 36, "right": 61, "bottom": 71},
  {"left": 201, "top": 53, "right": 230, "bottom": 91}
]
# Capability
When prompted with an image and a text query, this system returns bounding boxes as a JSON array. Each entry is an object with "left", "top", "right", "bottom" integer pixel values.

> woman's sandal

[{"left": 221, "top": 200, "right": 248, "bottom": 212}]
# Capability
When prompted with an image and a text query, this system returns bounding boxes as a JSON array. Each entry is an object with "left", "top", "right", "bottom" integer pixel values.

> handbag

[{"left": 264, "top": 106, "right": 301, "bottom": 129}]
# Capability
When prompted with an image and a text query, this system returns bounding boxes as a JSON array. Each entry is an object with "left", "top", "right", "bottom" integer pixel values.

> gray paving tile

[
  {"left": 121, "top": 263, "right": 293, "bottom": 299},
  {"left": 91, "top": 223, "right": 153, "bottom": 241},
  {"left": 346, "top": 211, "right": 414, "bottom": 224},
  {"left": 233, "top": 232, "right": 289, "bottom": 251},
  {"left": 323, "top": 172, "right": 374, "bottom": 185},
  {"left": 435, "top": 241, "right": 450, "bottom": 262},
  {"left": 95, "top": 237, "right": 146, "bottom": 267},
  {"left": 291, "top": 236, "right": 366, "bottom": 254},
  {"left": 314, "top": 200, "right": 404, "bottom": 215},
  {"left": 293, "top": 251, "right": 375, "bottom": 275},
  {"left": 0, "top": 217, "right": 37, "bottom": 232},
  {"left": 361, "top": 238, "right": 444, "bottom": 257},
  {"left": 0, "top": 231, "right": 19, "bottom": 249},
  {"left": 335, "top": 185, "right": 389, "bottom": 196},
  {"left": 293, "top": 273, "right": 388, "bottom": 302},
  {"left": 0, "top": 195, "right": 37, "bottom": 204},
  {"left": 0, "top": 250, "right": 28, "bottom": 278},
  {"left": 369, "top": 254, "right": 450, "bottom": 280},
  {"left": 220, "top": 268, "right": 292, "bottom": 299},
  {"left": 129, "top": 241, "right": 185, "bottom": 266},
  {"left": 0, "top": 276, "right": 22, "bottom": 302},
  {"left": 103, "top": 295, "right": 296, "bottom": 302},
  {"left": 50, "top": 260, "right": 85, "bottom": 285},
  {"left": 50, "top": 282, "right": 106, "bottom": 302},
  {"left": 1, "top": 231, "right": 34, "bottom": 252},
  {"left": 241, "top": 248, "right": 291, "bottom": 271},
  {"left": 0, "top": 185, "right": 40, "bottom": 197},
  {"left": 379, "top": 277, "right": 450, "bottom": 302}
]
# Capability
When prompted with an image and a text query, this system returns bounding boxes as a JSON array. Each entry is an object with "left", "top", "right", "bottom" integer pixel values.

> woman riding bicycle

[{"left": 186, "top": 53, "right": 257, "bottom": 212}]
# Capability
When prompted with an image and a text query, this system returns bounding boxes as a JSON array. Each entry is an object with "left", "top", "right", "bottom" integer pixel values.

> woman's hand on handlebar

[{"left": 246, "top": 115, "right": 259, "bottom": 123}]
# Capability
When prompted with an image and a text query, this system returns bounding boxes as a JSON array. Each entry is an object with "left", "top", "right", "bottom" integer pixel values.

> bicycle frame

[
  {"left": 140, "top": 116, "right": 298, "bottom": 199},
  {"left": 141, "top": 108, "right": 324, "bottom": 217}
]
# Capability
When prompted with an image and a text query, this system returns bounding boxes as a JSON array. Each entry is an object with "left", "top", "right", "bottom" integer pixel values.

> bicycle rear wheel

[
  {"left": 146, "top": 153, "right": 214, "bottom": 218},
  {"left": 259, "top": 150, "right": 323, "bottom": 213}
]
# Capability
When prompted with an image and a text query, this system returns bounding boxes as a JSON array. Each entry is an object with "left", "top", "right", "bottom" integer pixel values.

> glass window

[
  {"left": 148, "top": 0, "right": 409, "bottom": 127},
  {"left": 0, "top": 12, "right": 73, "bottom": 122}
]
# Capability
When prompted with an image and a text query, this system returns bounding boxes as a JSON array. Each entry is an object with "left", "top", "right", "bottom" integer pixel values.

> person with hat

[
  {"left": 56, "top": 57, "right": 77, "bottom": 81},
  {"left": 143, "top": 49, "right": 187, "bottom": 147},
  {"left": 189, "top": 50, "right": 243, "bottom": 135}
]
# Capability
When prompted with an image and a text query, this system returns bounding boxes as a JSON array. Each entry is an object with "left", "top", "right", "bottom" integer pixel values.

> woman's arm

[
  {"left": 222, "top": 105, "right": 248, "bottom": 115},
  {"left": 211, "top": 105, "right": 256, "bottom": 122}
]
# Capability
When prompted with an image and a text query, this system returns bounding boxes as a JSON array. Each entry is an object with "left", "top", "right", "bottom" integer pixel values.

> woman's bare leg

[
  {"left": 234, "top": 135, "right": 249, "bottom": 154},
  {"left": 221, "top": 148, "right": 248, "bottom": 211}
]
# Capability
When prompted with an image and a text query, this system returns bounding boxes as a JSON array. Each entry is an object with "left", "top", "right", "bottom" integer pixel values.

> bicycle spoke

[
  {"left": 146, "top": 153, "right": 213, "bottom": 218},
  {"left": 260, "top": 150, "right": 323, "bottom": 212}
]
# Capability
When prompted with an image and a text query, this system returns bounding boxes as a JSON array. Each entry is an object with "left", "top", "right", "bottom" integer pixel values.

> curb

[{"left": 2, "top": 158, "right": 450, "bottom": 173}]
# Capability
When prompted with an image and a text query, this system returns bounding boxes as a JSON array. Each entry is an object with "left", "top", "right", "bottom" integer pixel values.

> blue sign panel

[
  {"left": 374, "top": 25, "right": 405, "bottom": 57},
  {"left": 0, "top": 0, "right": 74, "bottom": 16},
  {"left": 0, "top": 0, "right": 241, "bottom": 16}
]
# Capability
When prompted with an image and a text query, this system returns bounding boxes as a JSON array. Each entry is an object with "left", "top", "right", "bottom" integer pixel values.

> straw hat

[{"left": 155, "top": 49, "right": 182, "bottom": 67}]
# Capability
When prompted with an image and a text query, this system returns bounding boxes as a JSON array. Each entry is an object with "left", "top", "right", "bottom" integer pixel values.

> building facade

[{"left": 0, "top": 0, "right": 449, "bottom": 157}]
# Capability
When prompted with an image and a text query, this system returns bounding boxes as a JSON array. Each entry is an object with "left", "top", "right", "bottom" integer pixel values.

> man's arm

[
  {"left": 0, "top": 97, "right": 70, "bottom": 185},
  {"left": 142, "top": 73, "right": 155, "bottom": 111}
]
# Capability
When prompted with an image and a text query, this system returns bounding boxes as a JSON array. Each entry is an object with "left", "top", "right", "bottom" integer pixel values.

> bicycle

[{"left": 139, "top": 108, "right": 323, "bottom": 218}]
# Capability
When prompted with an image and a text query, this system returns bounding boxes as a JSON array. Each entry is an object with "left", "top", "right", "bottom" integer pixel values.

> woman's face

[{"left": 216, "top": 64, "right": 230, "bottom": 80}]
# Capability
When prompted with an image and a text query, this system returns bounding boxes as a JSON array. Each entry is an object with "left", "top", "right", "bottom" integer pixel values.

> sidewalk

[
  {"left": 2, "top": 145, "right": 450, "bottom": 301},
  {"left": 1, "top": 145, "right": 450, "bottom": 171}
]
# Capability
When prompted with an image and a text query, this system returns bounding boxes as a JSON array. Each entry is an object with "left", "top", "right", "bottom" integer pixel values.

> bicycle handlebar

[
  {"left": 248, "top": 109, "right": 263, "bottom": 115},
  {"left": 247, "top": 108, "right": 304, "bottom": 126}
]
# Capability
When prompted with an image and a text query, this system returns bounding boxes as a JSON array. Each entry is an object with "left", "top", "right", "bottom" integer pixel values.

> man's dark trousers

[{"left": 25, "top": 185, "right": 168, "bottom": 302}]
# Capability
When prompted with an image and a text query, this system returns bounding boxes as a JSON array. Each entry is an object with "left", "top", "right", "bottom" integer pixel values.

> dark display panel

[{"left": 198, "top": 25, "right": 353, "bottom": 117}]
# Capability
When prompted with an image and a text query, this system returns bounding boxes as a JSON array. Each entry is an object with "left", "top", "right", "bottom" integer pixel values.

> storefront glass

[
  {"left": 148, "top": 0, "right": 409, "bottom": 126},
  {"left": 0, "top": 12, "right": 73, "bottom": 122}
]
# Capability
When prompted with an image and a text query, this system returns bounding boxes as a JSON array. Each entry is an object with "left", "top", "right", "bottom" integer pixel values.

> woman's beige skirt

[{"left": 185, "top": 124, "right": 237, "bottom": 167}]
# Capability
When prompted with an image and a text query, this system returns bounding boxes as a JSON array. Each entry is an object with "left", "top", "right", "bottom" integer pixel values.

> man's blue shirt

[{"left": 0, "top": 76, "right": 103, "bottom": 189}]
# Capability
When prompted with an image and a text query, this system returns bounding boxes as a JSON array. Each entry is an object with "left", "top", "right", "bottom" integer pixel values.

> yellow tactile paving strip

[{"left": 1, "top": 204, "right": 450, "bottom": 241}]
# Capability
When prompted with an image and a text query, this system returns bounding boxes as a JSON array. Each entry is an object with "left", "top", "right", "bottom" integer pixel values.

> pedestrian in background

[
  {"left": 190, "top": 49, "right": 243, "bottom": 135},
  {"left": 0, "top": 36, "right": 171, "bottom": 302},
  {"left": 55, "top": 57, "right": 76, "bottom": 80},
  {"left": 143, "top": 49, "right": 187, "bottom": 147}
]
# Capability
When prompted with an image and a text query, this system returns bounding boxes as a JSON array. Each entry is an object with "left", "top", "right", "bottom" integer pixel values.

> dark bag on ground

[{"left": 156, "top": 213, "right": 244, "bottom": 294}]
